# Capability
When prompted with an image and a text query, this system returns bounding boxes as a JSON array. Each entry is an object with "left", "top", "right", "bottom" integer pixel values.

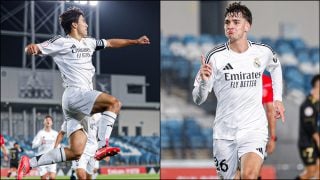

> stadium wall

[{"left": 161, "top": 1, "right": 319, "bottom": 46}]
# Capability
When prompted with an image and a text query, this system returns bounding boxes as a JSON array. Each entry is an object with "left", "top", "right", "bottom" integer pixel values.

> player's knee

[
  {"left": 108, "top": 97, "right": 122, "bottom": 113},
  {"left": 241, "top": 169, "right": 258, "bottom": 179},
  {"left": 307, "top": 166, "right": 317, "bottom": 176}
]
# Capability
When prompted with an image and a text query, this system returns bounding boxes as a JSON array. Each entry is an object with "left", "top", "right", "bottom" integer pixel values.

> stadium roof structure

[{"left": 1, "top": 1, "right": 102, "bottom": 73}]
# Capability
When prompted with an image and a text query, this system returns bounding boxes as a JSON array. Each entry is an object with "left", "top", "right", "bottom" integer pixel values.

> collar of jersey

[{"left": 226, "top": 40, "right": 252, "bottom": 56}]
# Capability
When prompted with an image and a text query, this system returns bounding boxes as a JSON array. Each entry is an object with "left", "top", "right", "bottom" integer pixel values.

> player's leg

[
  {"left": 72, "top": 152, "right": 91, "bottom": 180},
  {"left": 213, "top": 139, "right": 238, "bottom": 179},
  {"left": 92, "top": 160, "right": 100, "bottom": 180},
  {"left": 17, "top": 129, "right": 87, "bottom": 179},
  {"left": 39, "top": 166, "right": 48, "bottom": 180},
  {"left": 76, "top": 168, "right": 87, "bottom": 180},
  {"left": 47, "top": 164, "right": 57, "bottom": 179},
  {"left": 238, "top": 131, "right": 267, "bottom": 179},
  {"left": 92, "top": 92, "right": 121, "bottom": 160},
  {"left": 296, "top": 146, "right": 318, "bottom": 179},
  {"left": 85, "top": 156, "right": 97, "bottom": 180},
  {"left": 240, "top": 152, "right": 263, "bottom": 179}
]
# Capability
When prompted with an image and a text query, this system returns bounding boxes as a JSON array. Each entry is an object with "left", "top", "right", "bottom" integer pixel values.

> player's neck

[
  {"left": 228, "top": 38, "right": 249, "bottom": 53},
  {"left": 69, "top": 32, "right": 83, "bottom": 41},
  {"left": 44, "top": 127, "right": 51, "bottom": 132}
]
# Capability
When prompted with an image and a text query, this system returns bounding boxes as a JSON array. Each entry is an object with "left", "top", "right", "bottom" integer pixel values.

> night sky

[{"left": 1, "top": 1, "right": 160, "bottom": 102}]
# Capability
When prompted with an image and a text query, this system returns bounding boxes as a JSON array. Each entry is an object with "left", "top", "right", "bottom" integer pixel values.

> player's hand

[
  {"left": 274, "top": 100, "right": 285, "bottom": 123},
  {"left": 199, "top": 55, "right": 212, "bottom": 81},
  {"left": 137, "top": 35, "right": 150, "bottom": 45},
  {"left": 25, "top": 44, "right": 40, "bottom": 55},
  {"left": 41, "top": 137, "right": 46, "bottom": 144},
  {"left": 266, "top": 140, "right": 276, "bottom": 154}
]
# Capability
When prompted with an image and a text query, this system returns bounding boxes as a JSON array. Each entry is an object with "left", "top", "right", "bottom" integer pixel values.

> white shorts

[
  {"left": 213, "top": 131, "right": 268, "bottom": 179},
  {"left": 72, "top": 153, "right": 96, "bottom": 175},
  {"left": 62, "top": 87, "right": 102, "bottom": 137},
  {"left": 38, "top": 164, "right": 57, "bottom": 176}
]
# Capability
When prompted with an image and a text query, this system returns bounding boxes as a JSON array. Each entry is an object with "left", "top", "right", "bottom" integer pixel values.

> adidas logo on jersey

[
  {"left": 223, "top": 63, "right": 233, "bottom": 70},
  {"left": 256, "top": 147, "right": 263, "bottom": 155},
  {"left": 70, "top": 44, "right": 76, "bottom": 49}
]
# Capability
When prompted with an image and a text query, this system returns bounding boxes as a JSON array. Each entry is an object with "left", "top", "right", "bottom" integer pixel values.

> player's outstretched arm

[
  {"left": 106, "top": 35, "right": 150, "bottom": 48},
  {"left": 25, "top": 44, "right": 42, "bottom": 55}
]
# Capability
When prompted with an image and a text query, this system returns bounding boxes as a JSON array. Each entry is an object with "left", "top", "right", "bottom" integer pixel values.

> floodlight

[{"left": 89, "top": 1, "right": 98, "bottom": 6}]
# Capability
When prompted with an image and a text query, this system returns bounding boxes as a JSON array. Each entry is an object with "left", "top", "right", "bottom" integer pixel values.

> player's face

[
  {"left": 77, "top": 15, "right": 88, "bottom": 37},
  {"left": 44, "top": 118, "right": 53, "bottom": 128},
  {"left": 224, "top": 12, "right": 250, "bottom": 42}
]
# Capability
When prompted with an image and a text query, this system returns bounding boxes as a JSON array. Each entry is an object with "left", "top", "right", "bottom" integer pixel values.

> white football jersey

[
  {"left": 37, "top": 35, "right": 107, "bottom": 90},
  {"left": 194, "top": 41, "right": 283, "bottom": 140},
  {"left": 60, "top": 113, "right": 100, "bottom": 156},
  {"left": 32, "top": 129, "right": 58, "bottom": 155}
]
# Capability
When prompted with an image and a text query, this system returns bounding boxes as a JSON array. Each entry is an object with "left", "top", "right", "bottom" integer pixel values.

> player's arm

[
  {"left": 25, "top": 36, "right": 64, "bottom": 56},
  {"left": 105, "top": 35, "right": 150, "bottom": 48},
  {"left": 54, "top": 131, "right": 65, "bottom": 148},
  {"left": 264, "top": 102, "right": 277, "bottom": 154},
  {"left": 25, "top": 43, "right": 42, "bottom": 55},
  {"left": 32, "top": 132, "right": 43, "bottom": 149},
  {"left": 1, "top": 144, "right": 8, "bottom": 160},
  {"left": 266, "top": 52, "right": 285, "bottom": 122},
  {"left": 193, "top": 55, "right": 212, "bottom": 105}
]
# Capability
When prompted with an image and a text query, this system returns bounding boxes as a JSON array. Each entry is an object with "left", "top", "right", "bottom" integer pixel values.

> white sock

[
  {"left": 97, "top": 111, "right": 117, "bottom": 148},
  {"left": 29, "top": 147, "right": 66, "bottom": 168},
  {"left": 92, "top": 172, "right": 98, "bottom": 180}
]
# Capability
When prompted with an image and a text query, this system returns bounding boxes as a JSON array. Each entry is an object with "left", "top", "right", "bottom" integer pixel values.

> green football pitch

[{"left": 5, "top": 174, "right": 160, "bottom": 179}]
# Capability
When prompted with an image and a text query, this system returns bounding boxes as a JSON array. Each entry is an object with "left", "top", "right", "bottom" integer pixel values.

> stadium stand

[{"left": 0, "top": 135, "right": 160, "bottom": 167}]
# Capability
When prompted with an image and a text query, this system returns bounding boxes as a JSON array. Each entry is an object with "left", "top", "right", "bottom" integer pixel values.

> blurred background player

[
  {"left": 295, "top": 74, "right": 320, "bottom": 180},
  {"left": 18, "top": 7, "right": 150, "bottom": 179},
  {"left": 7, "top": 142, "right": 24, "bottom": 178},
  {"left": 0, "top": 134, "right": 8, "bottom": 162},
  {"left": 32, "top": 115, "right": 58, "bottom": 180},
  {"left": 55, "top": 113, "right": 101, "bottom": 180}
]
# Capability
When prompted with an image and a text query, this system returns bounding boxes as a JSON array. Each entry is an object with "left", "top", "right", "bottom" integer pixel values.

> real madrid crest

[{"left": 253, "top": 57, "right": 261, "bottom": 68}]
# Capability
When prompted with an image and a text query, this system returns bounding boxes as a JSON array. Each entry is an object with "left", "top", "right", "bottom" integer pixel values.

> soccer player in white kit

[
  {"left": 55, "top": 114, "right": 101, "bottom": 180},
  {"left": 192, "top": 2, "right": 285, "bottom": 179},
  {"left": 32, "top": 115, "right": 58, "bottom": 179},
  {"left": 18, "top": 7, "right": 150, "bottom": 179}
]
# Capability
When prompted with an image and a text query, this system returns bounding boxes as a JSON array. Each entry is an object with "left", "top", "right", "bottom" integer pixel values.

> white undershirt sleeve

[
  {"left": 266, "top": 52, "right": 283, "bottom": 101},
  {"left": 192, "top": 80, "right": 210, "bottom": 105},
  {"left": 32, "top": 131, "right": 42, "bottom": 149}
]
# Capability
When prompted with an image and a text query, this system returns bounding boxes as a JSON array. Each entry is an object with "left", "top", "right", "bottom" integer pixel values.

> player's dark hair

[
  {"left": 44, "top": 115, "right": 53, "bottom": 121},
  {"left": 225, "top": 2, "right": 252, "bottom": 25},
  {"left": 60, "top": 7, "right": 84, "bottom": 35},
  {"left": 311, "top": 74, "right": 320, "bottom": 88}
]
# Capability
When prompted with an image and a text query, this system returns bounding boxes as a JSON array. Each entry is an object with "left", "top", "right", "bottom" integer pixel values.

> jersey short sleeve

[
  {"left": 85, "top": 37, "right": 107, "bottom": 51},
  {"left": 37, "top": 35, "right": 66, "bottom": 56}
]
